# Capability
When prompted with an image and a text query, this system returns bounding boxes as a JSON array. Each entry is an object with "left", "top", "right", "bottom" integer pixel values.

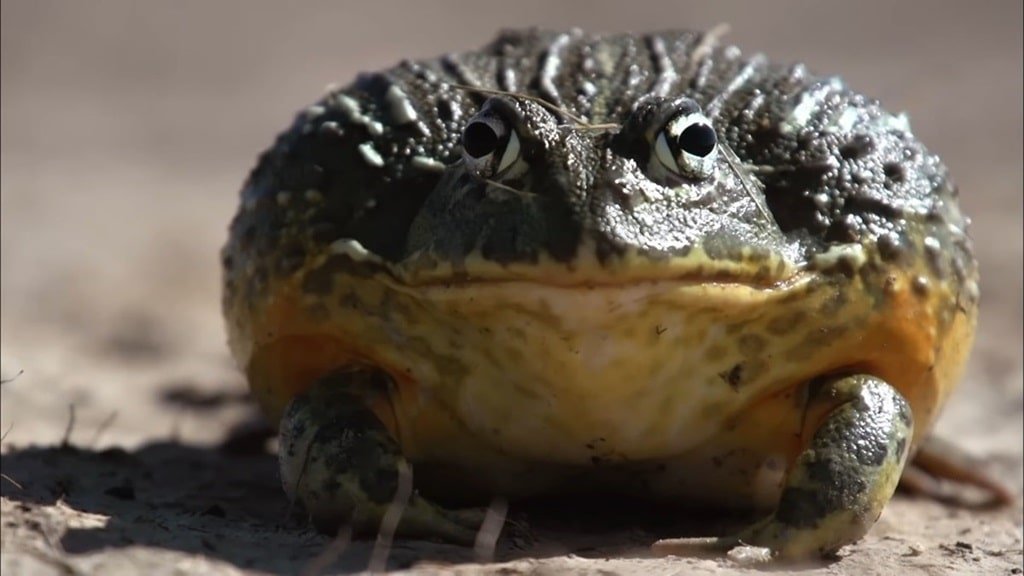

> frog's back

[{"left": 224, "top": 27, "right": 972, "bottom": 300}]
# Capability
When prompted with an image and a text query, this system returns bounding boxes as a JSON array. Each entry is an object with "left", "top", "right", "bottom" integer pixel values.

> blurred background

[
  {"left": 1, "top": 3, "right": 1021, "bottom": 574},
  {"left": 1, "top": 0, "right": 1021, "bottom": 454}
]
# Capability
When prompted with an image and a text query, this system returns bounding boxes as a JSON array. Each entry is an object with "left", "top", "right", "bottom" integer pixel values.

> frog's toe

[
  {"left": 656, "top": 374, "right": 913, "bottom": 560},
  {"left": 397, "top": 500, "right": 489, "bottom": 544},
  {"left": 900, "top": 435, "right": 1015, "bottom": 507},
  {"left": 278, "top": 369, "right": 486, "bottom": 545}
]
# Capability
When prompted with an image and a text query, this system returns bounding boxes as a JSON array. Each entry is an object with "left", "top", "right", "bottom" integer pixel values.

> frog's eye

[
  {"left": 654, "top": 112, "right": 718, "bottom": 179},
  {"left": 461, "top": 114, "right": 521, "bottom": 177}
]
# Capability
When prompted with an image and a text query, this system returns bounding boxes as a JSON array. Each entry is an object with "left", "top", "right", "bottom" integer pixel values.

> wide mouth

[{"left": 328, "top": 237, "right": 807, "bottom": 290}]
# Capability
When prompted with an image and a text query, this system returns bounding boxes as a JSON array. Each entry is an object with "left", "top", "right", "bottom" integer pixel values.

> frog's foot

[
  {"left": 900, "top": 435, "right": 1016, "bottom": 508},
  {"left": 654, "top": 374, "right": 913, "bottom": 560},
  {"left": 278, "top": 368, "right": 486, "bottom": 545}
]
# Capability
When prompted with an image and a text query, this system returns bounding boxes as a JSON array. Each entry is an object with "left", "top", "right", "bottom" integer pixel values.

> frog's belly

[{"left": 338, "top": 274, "right": 870, "bottom": 466}]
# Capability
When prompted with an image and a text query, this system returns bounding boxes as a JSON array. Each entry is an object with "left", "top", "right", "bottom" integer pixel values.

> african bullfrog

[{"left": 222, "top": 29, "right": 1003, "bottom": 558}]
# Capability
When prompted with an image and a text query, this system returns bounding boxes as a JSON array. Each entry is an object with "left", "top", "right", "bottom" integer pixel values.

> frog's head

[{"left": 403, "top": 93, "right": 800, "bottom": 285}]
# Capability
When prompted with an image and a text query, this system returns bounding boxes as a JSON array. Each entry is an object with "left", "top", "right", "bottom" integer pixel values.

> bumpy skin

[
  {"left": 654, "top": 374, "right": 914, "bottom": 558},
  {"left": 222, "top": 29, "right": 978, "bottom": 556},
  {"left": 277, "top": 368, "right": 484, "bottom": 543}
]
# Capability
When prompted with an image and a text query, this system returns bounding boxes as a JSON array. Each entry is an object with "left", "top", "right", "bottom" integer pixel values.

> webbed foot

[
  {"left": 654, "top": 374, "right": 913, "bottom": 559},
  {"left": 278, "top": 368, "right": 487, "bottom": 545},
  {"left": 900, "top": 435, "right": 1015, "bottom": 507}
]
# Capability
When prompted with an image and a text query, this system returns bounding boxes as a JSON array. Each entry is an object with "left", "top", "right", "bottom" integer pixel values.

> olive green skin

[{"left": 221, "top": 29, "right": 978, "bottom": 557}]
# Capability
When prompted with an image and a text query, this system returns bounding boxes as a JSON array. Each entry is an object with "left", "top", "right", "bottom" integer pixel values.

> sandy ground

[{"left": 1, "top": 1, "right": 1022, "bottom": 574}]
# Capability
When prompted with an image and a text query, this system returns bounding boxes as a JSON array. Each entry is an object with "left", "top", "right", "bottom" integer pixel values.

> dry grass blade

[
  {"left": 449, "top": 83, "right": 590, "bottom": 126},
  {"left": 483, "top": 179, "right": 540, "bottom": 199},
  {"left": 60, "top": 404, "right": 76, "bottom": 448},
  {"left": 284, "top": 427, "right": 319, "bottom": 524},
  {"left": 0, "top": 369, "right": 24, "bottom": 385},
  {"left": 0, "top": 421, "right": 18, "bottom": 487},
  {"left": 473, "top": 497, "right": 508, "bottom": 563},
  {"left": 719, "top": 141, "right": 775, "bottom": 224},
  {"left": 301, "top": 524, "right": 353, "bottom": 576},
  {"left": 1, "top": 473, "right": 23, "bottom": 490},
  {"left": 369, "top": 459, "right": 413, "bottom": 573},
  {"left": 449, "top": 83, "right": 620, "bottom": 131}
]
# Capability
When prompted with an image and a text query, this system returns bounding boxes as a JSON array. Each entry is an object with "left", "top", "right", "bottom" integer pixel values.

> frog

[{"left": 221, "top": 28, "right": 1008, "bottom": 559}]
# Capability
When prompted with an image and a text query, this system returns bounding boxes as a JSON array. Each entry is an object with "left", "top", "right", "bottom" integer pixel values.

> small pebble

[{"left": 727, "top": 544, "right": 773, "bottom": 565}]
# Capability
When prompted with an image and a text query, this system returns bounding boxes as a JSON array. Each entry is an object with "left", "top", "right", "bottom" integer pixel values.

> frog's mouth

[{"left": 328, "top": 236, "right": 808, "bottom": 290}]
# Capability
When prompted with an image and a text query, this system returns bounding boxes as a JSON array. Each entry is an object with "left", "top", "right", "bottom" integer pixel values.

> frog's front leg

[
  {"left": 278, "top": 367, "right": 485, "bottom": 544},
  {"left": 655, "top": 374, "right": 913, "bottom": 559}
]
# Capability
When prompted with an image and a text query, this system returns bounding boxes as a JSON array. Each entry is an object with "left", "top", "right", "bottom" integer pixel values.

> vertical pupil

[
  {"left": 677, "top": 124, "right": 716, "bottom": 157},
  {"left": 464, "top": 122, "right": 499, "bottom": 158}
]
